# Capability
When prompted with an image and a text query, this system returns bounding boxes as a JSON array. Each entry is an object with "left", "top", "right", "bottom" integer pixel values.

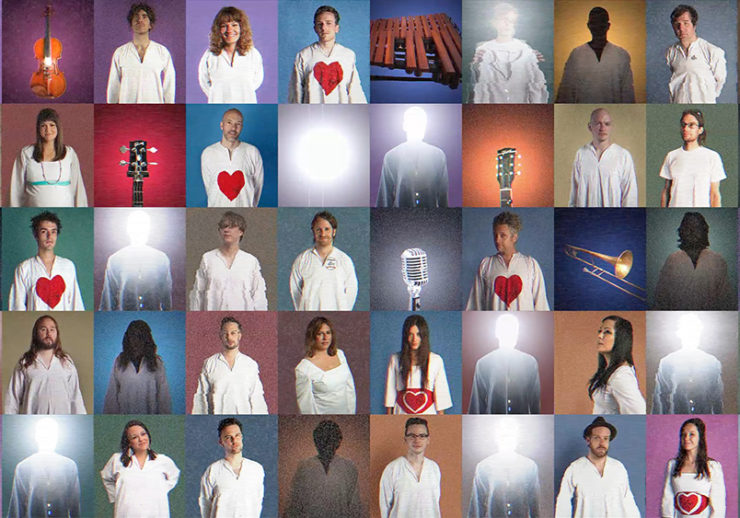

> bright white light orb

[
  {"left": 127, "top": 210, "right": 151, "bottom": 246},
  {"left": 299, "top": 128, "right": 349, "bottom": 181},
  {"left": 496, "top": 313, "right": 520, "bottom": 350},
  {"left": 35, "top": 417, "right": 59, "bottom": 453},
  {"left": 403, "top": 106, "right": 427, "bottom": 142}
]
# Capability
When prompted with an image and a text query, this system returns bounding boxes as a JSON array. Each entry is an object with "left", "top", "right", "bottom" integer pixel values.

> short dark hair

[
  {"left": 404, "top": 417, "right": 429, "bottom": 435},
  {"left": 31, "top": 211, "right": 61, "bottom": 238},
  {"left": 218, "top": 211, "right": 246, "bottom": 241},
  {"left": 492, "top": 211, "right": 521, "bottom": 235},
  {"left": 127, "top": 3, "right": 156, "bottom": 27},
  {"left": 314, "top": 5, "right": 340, "bottom": 24},
  {"left": 221, "top": 316, "right": 242, "bottom": 333},
  {"left": 311, "top": 211, "right": 338, "bottom": 231},
  {"left": 218, "top": 417, "right": 243, "bottom": 437},
  {"left": 671, "top": 4, "right": 698, "bottom": 26}
]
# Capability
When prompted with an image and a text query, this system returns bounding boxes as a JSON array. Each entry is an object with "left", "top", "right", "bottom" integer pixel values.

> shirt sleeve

[
  {"left": 347, "top": 61, "right": 367, "bottom": 104},
  {"left": 568, "top": 152, "right": 581, "bottom": 207},
  {"left": 465, "top": 264, "right": 486, "bottom": 310},
  {"left": 295, "top": 364, "right": 317, "bottom": 414},
  {"left": 620, "top": 467, "right": 641, "bottom": 518},
  {"left": 289, "top": 255, "right": 304, "bottom": 310},
  {"left": 9, "top": 264, "right": 28, "bottom": 311},
  {"left": 379, "top": 464, "right": 394, "bottom": 518},
  {"left": 250, "top": 260, "right": 268, "bottom": 311},
  {"left": 106, "top": 50, "right": 122, "bottom": 103},
  {"left": 709, "top": 152, "right": 727, "bottom": 182},
  {"left": 9, "top": 150, "right": 27, "bottom": 207},
  {"left": 710, "top": 461, "right": 726, "bottom": 517},
  {"left": 437, "top": 153, "right": 449, "bottom": 208},
  {"left": 70, "top": 264, "right": 85, "bottom": 311},
  {"left": 102, "top": 363, "right": 120, "bottom": 414},
  {"left": 342, "top": 255, "right": 359, "bottom": 310},
  {"left": 251, "top": 148, "right": 264, "bottom": 207},
  {"left": 189, "top": 256, "right": 208, "bottom": 311},
  {"left": 710, "top": 45, "right": 727, "bottom": 98},
  {"left": 555, "top": 52, "right": 576, "bottom": 103},
  {"left": 376, "top": 155, "right": 394, "bottom": 207},
  {"left": 661, "top": 461, "right": 674, "bottom": 518},
  {"left": 530, "top": 258, "right": 550, "bottom": 311},
  {"left": 250, "top": 369, "right": 269, "bottom": 414},
  {"left": 99, "top": 258, "right": 118, "bottom": 311},
  {"left": 344, "top": 352, "right": 357, "bottom": 414},
  {"left": 468, "top": 363, "right": 484, "bottom": 414},
  {"left": 432, "top": 356, "right": 453, "bottom": 411},
  {"left": 100, "top": 455, "right": 118, "bottom": 503},
  {"left": 68, "top": 148, "right": 88, "bottom": 207},
  {"left": 529, "top": 359, "right": 541, "bottom": 414},
  {"left": 659, "top": 153, "right": 673, "bottom": 180},
  {"left": 619, "top": 53, "right": 636, "bottom": 103},
  {"left": 621, "top": 151, "right": 638, "bottom": 207},
  {"left": 4, "top": 365, "right": 24, "bottom": 414},
  {"left": 251, "top": 48, "right": 265, "bottom": 93},
  {"left": 157, "top": 360, "right": 173, "bottom": 414},
  {"left": 192, "top": 364, "right": 210, "bottom": 414},
  {"left": 161, "top": 456, "right": 181, "bottom": 493},
  {"left": 384, "top": 355, "right": 398, "bottom": 410},
  {"left": 68, "top": 361, "right": 87, "bottom": 414},
  {"left": 554, "top": 465, "right": 575, "bottom": 518},
  {"left": 710, "top": 360, "right": 724, "bottom": 414},
  {"left": 198, "top": 50, "right": 212, "bottom": 99},
  {"left": 162, "top": 47, "right": 176, "bottom": 104},
  {"left": 609, "top": 367, "right": 646, "bottom": 414},
  {"left": 288, "top": 52, "right": 304, "bottom": 103},
  {"left": 198, "top": 466, "right": 213, "bottom": 518},
  {"left": 467, "top": 467, "right": 485, "bottom": 518},
  {"left": 652, "top": 362, "right": 668, "bottom": 414}
]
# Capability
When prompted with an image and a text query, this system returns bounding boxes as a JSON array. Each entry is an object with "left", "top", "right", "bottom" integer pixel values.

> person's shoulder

[
  {"left": 202, "top": 141, "right": 223, "bottom": 155},
  {"left": 54, "top": 255, "right": 75, "bottom": 267},
  {"left": 606, "top": 41, "right": 631, "bottom": 56},
  {"left": 236, "top": 248, "right": 260, "bottom": 263},
  {"left": 568, "top": 43, "right": 591, "bottom": 56},
  {"left": 697, "top": 37, "right": 725, "bottom": 53},
  {"left": 429, "top": 351, "right": 443, "bottom": 363},
  {"left": 699, "top": 146, "right": 722, "bottom": 160},
  {"left": 335, "top": 42, "right": 356, "bottom": 57},
  {"left": 382, "top": 456, "right": 406, "bottom": 473},
  {"left": 708, "top": 459, "right": 723, "bottom": 471},
  {"left": 606, "top": 455, "right": 629, "bottom": 471},
  {"left": 150, "top": 40, "right": 173, "bottom": 55},
  {"left": 295, "top": 357, "right": 313, "bottom": 373},
  {"left": 112, "top": 42, "right": 133, "bottom": 55},
  {"left": 236, "top": 351, "right": 259, "bottom": 367},
  {"left": 330, "top": 246, "right": 352, "bottom": 261},
  {"left": 242, "top": 456, "right": 265, "bottom": 474},
  {"left": 20, "top": 145, "right": 34, "bottom": 157},
  {"left": 202, "top": 248, "right": 220, "bottom": 260}
]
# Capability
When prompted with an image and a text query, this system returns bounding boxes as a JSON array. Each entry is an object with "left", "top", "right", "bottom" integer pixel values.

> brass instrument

[{"left": 564, "top": 245, "right": 646, "bottom": 301}]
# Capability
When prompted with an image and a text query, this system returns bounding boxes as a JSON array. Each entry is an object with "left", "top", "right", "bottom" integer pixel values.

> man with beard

[
  {"left": 555, "top": 417, "right": 640, "bottom": 517},
  {"left": 192, "top": 316, "right": 268, "bottom": 414},
  {"left": 199, "top": 417, "right": 265, "bottom": 518},
  {"left": 4, "top": 315, "right": 87, "bottom": 414},
  {"left": 200, "top": 108, "right": 264, "bottom": 207}
]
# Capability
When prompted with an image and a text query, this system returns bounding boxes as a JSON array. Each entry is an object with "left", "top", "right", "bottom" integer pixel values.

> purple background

[
  {"left": 645, "top": 415, "right": 738, "bottom": 518},
  {"left": 185, "top": 0, "right": 278, "bottom": 103},
  {"left": 369, "top": 104, "right": 462, "bottom": 206},
  {"left": 94, "top": 0, "right": 186, "bottom": 103},
  {"left": 2, "top": 0, "right": 93, "bottom": 103}
]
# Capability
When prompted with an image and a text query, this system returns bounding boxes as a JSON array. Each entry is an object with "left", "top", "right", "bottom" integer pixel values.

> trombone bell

[{"left": 564, "top": 245, "right": 645, "bottom": 301}]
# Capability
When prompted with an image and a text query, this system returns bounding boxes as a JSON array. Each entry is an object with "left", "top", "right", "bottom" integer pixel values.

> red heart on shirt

[
  {"left": 313, "top": 62, "right": 343, "bottom": 96},
  {"left": 401, "top": 390, "right": 431, "bottom": 413},
  {"left": 35, "top": 275, "right": 66, "bottom": 309},
  {"left": 217, "top": 170, "right": 245, "bottom": 201},
  {"left": 676, "top": 492, "right": 709, "bottom": 515},
  {"left": 494, "top": 275, "right": 522, "bottom": 307}
]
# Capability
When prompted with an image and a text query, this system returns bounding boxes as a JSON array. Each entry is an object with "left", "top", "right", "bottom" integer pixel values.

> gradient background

[
  {"left": 645, "top": 0, "right": 738, "bottom": 103},
  {"left": 553, "top": 0, "right": 647, "bottom": 102},
  {"left": 277, "top": 311, "right": 370, "bottom": 414},
  {"left": 185, "top": 0, "right": 278, "bottom": 103},
  {"left": 370, "top": 311, "right": 462, "bottom": 414},
  {"left": 463, "top": 311, "right": 554, "bottom": 414},
  {"left": 369, "top": 103, "right": 462, "bottom": 207},
  {"left": 93, "top": 0, "right": 186, "bottom": 103},
  {"left": 553, "top": 311, "right": 646, "bottom": 414},
  {"left": 1, "top": 207, "right": 94, "bottom": 310},
  {"left": 646, "top": 208, "right": 738, "bottom": 309},
  {"left": 93, "top": 311, "right": 186, "bottom": 414},
  {"left": 461, "top": 207, "right": 554, "bottom": 309},
  {"left": 185, "top": 104, "right": 278, "bottom": 207},
  {"left": 553, "top": 104, "right": 647, "bottom": 206},
  {"left": 278, "top": 0, "right": 370, "bottom": 103},
  {"left": 462, "top": 104, "right": 554, "bottom": 207},
  {"left": 277, "top": 207, "right": 370, "bottom": 310}
]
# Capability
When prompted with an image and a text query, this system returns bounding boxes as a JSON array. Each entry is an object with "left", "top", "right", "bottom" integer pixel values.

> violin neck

[{"left": 44, "top": 8, "right": 51, "bottom": 59}]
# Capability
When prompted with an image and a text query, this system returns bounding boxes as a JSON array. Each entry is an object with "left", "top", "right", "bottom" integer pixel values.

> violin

[{"left": 30, "top": 4, "right": 66, "bottom": 99}]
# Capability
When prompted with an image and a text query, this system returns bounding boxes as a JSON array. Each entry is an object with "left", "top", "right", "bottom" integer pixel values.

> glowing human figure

[
  {"left": 99, "top": 211, "right": 173, "bottom": 311},
  {"left": 652, "top": 314, "right": 723, "bottom": 414},
  {"left": 8, "top": 418, "right": 81, "bottom": 518}
]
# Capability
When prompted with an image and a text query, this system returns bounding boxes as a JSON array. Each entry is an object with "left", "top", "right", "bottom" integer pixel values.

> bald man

[
  {"left": 201, "top": 108, "right": 264, "bottom": 207},
  {"left": 568, "top": 108, "right": 637, "bottom": 207}
]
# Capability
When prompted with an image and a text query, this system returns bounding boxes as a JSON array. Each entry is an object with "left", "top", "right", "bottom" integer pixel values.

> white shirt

[
  {"left": 376, "top": 141, "right": 449, "bottom": 208},
  {"left": 10, "top": 146, "right": 88, "bottom": 207},
  {"left": 555, "top": 456, "right": 640, "bottom": 518},
  {"left": 289, "top": 42, "right": 367, "bottom": 103},
  {"left": 192, "top": 352, "right": 268, "bottom": 414},
  {"left": 100, "top": 453, "right": 180, "bottom": 518},
  {"left": 99, "top": 245, "right": 173, "bottom": 311},
  {"left": 666, "top": 38, "right": 727, "bottom": 103},
  {"left": 652, "top": 349, "right": 723, "bottom": 414},
  {"left": 8, "top": 452, "right": 80, "bottom": 518},
  {"left": 384, "top": 352, "right": 452, "bottom": 414},
  {"left": 103, "top": 357, "right": 172, "bottom": 414},
  {"left": 654, "top": 249, "right": 734, "bottom": 310},
  {"left": 661, "top": 460, "right": 725, "bottom": 518},
  {"left": 556, "top": 42, "right": 635, "bottom": 103},
  {"left": 468, "top": 348, "right": 540, "bottom": 414},
  {"left": 107, "top": 41, "right": 175, "bottom": 103},
  {"left": 379, "top": 456, "right": 441, "bottom": 518},
  {"left": 199, "top": 47, "right": 264, "bottom": 103},
  {"left": 10, "top": 255, "right": 85, "bottom": 311},
  {"left": 5, "top": 355, "right": 86, "bottom": 414},
  {"left": 569, "top": 143, "right": 638, "bottom": 207},
  {"left": 659, "top": 146, "right": 726, "bottom": 207},
  {"left": 200, "top": 141, "right": 264, "bottom": 207},
  {"left": 295, "top": 349, "right": 356, "bottom": 414},
  {"left": 189, "top": 249, "right": 268, "bottom": 311},
  {"left": 466, "top": 252, "right": 550, "bottom": 311},
  {"left": 468, "top": 452, "right": 540, "bottom": 518},
  {"left": 470, "top": 38, "right": 548, "bottom": 103},
  {"left": 289, "top": 247, "right": 358, "bottom": 310},
  {"left": 199, "top": 458, "right": 264, "bottom": 518},
  {"left": 592, "top": 365, "right": 646, "bottom": 415}
]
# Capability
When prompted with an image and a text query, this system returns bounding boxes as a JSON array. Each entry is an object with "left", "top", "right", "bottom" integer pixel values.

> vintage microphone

[{"left": 401, "top": 248, "right": 428, "bottom": 311}]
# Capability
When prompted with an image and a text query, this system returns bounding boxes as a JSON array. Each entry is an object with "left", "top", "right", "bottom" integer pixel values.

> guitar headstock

[
  {"left": 120, "top": 140, "right": 157, "bottom": 181},
  {"left": 496, "top": 147, "right": 522, "bottom": 190}
]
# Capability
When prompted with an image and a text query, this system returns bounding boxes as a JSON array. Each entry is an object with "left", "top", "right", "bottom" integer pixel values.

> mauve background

[
  {"left": 94, "top": 105, "right": 186, "bottom": 207},
  {"left": 2, "top": 104, "right": 94, "bottom": 205},
  {"left": 3, "top": 0, "right": 92, "bottom": 103},
  {"left": 369, "top": 103, "right": 462, "bottom": 206},
  {"left": 93, "top": 207, "right": 186, "bottom": 310},
  {"left": 462, "top": 311, "right": 554, "bottom": 414},
  {"left": 645, "top": 415, "right": 738, "bottom": 518},
  {"left": 185, "top": 311, "right": 278, "bottom": 414},
  {"left": 93, "top": 0, "right": 186, "bottom": 103},
  {"left": 185, "top": 0, "right": 278, "bottom": 103},
  {"left": 277, "top": 311, "right": 370, "bottom": 414}
]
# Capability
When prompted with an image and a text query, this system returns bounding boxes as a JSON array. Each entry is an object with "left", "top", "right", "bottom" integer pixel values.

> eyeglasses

[
  {"left": 405, "top": 433, "right": 429, "bottom": 439},
  {"left": 680, "top": 122, "right": 701, "bottom": 129}
]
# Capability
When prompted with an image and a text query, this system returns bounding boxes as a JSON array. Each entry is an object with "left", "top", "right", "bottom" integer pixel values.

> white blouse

[
  {"left": 198, "top": 47, "right": 264, "bottom": 103},
  {"left": 10, "top": 145, "right": 87, "bottom": 207},
  {"left": 295, "top": 349, "right": 356, "bottom": 414},
  {"left": 592, "top": 364, "right": 646, "bottom": 415}
]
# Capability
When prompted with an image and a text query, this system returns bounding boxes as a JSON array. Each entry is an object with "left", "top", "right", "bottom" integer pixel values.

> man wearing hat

[{"left": 555, "top": 417, "right": 640, "bottom": 517}]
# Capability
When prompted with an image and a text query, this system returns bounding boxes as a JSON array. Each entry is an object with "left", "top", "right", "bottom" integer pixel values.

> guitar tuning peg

[
  {"left": 148, "top": 147, "right": 158, "bottom": 153},
  {"left": 119, "top": 146, "right": 128, "bottom": 153},
  {"left": 119, "top": 160, "right": 128, "bottom": 166}
]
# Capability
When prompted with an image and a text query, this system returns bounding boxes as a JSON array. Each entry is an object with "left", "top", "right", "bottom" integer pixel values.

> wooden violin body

[{"left": 30, "top": 5, "right": 66, "bottom": 99}]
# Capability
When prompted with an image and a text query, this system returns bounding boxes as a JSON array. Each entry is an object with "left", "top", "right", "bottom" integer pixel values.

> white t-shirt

[
  {"left": 289, "top": 42, "right": 367, "bottom": 103},
  {"left": 659, "top": 146, "right": 726, "bottom": 207}
]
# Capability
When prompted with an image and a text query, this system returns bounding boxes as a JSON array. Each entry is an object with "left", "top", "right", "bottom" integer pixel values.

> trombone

[{"left": 564, "top": 245, "right": 646, "bottom": 301}]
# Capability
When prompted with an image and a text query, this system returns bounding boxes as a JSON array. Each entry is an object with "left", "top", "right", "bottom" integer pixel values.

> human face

[
  {"left": 131, "top": 9, "right": 152, "bottom": 34},
  {"left": 220, "top": 112, "right": 243, "bottom": 144},
  {"left": 314, "top": 11, "right": 339, "bottom": 44},
  {"left": 407, "top": 325, "right": 422, "bottom": 350},
  {"left": 586, "top": 426, "right": 610, "bottom": 458},
  {"left": 35, "top": 220, "right": 58, "bottom": 252},
  {"left": 313, "top": 323, "right": 332, "bottom": 352},
  {"left": 588, "top": 110, "right": 612, "bottom": 144},
  {"left": 127, "top": 425, "right": 150, "bottom": 454},
  {"left": 587, "top": 12, "right": 609, "bottom": 39},
  {"left": 493, "top": 10, "right": 518, "bottom": 40},
  {"left": 680, "top": 114, "right": 702, "bottom": 144},
  {"left": 35, "top": 317, "right": 58, "bottom": 349},
  {"left": 597, "top": 319, "right": 616, "bottom": 355},
  {"left": 312, "top": 218, "right": 335, "bottom": 247},
  {"left": 39, "top": 120, "right": 57, "bottom": 144},
  {"left": 219, "top": 223, "right": 244, "bottom": 245},
  {"left": 220, "top": 322, "right": 242, "bottom": 350},
  {"left": 220, "top": 19, "right": 240, "bottom": 46},
  {"left": 404, "top": 424, "right": 430, "bottom": 456},
  {"left": 493, "top": 224, "right": 518, "bottom": 256},
  {"left": 672, "top": 12, "right": 697, "bottom": 43},
  {"left": 681, "top": 423, "right": 700, "bottom": 454},
  {"left": 219, "top": 424, "right": 244, "bottom": 456}
]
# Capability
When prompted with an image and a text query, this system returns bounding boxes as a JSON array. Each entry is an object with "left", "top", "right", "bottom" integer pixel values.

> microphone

[{"left": 401, "top": 248, "right": 428, "bottom": 311}]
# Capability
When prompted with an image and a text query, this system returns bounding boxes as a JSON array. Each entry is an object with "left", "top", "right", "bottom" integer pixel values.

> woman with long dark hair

[
  {"left": 10, "top": 108, "right": 87, "bottom": 207},
  {"left": 103, "top": 320, "right": 172, "bottom": 414},
  {"left": 100, "top": 420, "right": 180, "bottom": 517},
  {"left": 661, "top": 418, "right": 725, "bottom": 517},
  {"left": 384, "top": 315, "right": 452, "bottom": 414},
  {"left": 588, "top": 315, "right": 645, "bottom": 414}
]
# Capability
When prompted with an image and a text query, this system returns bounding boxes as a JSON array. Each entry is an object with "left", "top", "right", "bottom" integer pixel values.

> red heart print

[
  {"left": 36, "top": 275, "right": 66, "bottom": 309},
  {"left": 494, "top": 275, "right": 522, "bottom": 307},
  {"left": 676, "top": 492, "right": 708, "bottom": 515},
  {"left": 401, "top": 390, "right": 432, "bottom": 413},
  {"left": 313, "top": 62, "right": 343, "bottom": 96},
  {"left": 218, "top": 170, "right": 245, "bottom": 201}
]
